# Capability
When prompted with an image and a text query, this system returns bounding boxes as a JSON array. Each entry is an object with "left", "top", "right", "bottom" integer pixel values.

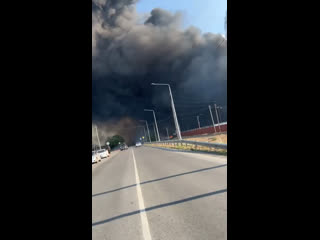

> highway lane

[{"left": 92, "top": 146, "right": 227, "bottom": 240}]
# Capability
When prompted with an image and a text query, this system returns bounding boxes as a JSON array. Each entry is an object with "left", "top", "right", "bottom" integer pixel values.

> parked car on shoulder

[
  {"left": 92, "top": 151, "right": 101, "bottom": 164},
  {"left": 135, "top": 142, "right": 142, "bottom": 147},
  {"left": 97, "top": 149, "right": 110, "bottom": 158}
]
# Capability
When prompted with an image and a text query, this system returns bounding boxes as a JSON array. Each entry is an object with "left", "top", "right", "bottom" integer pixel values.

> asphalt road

[{"left": 92, "top": 146, "right": 227, "bottom": 240}]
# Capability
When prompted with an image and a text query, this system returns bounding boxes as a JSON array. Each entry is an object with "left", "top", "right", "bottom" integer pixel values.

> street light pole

[
  {"left": 95, "top": 125, "right": 101, "bottom": 150},
  {"left": 151, "top": 83, "right": 182, "bottom": 140},
  {"left": 153, "top": 124, "right": 156, "bottom": 142},
  {"left": 208, "top": 105, "right": 217, "bottom": 133},
  {"left": 197, "top": 115, "right": 201, "bottom": 129},
  {"left": 165, "top": 127, "right": 169, "bottom": 140},
  {"left": 138, "top": 125, "right": 146, "bottom": 143},
  {"left": 214, "top": 104, "right": 222, "bottom": 133},
  {"left": 144, "top": 109, "right": 160, "bottom": 142},
  {"left": 139, "top": 120, "right": 151, "bottom": 143},
  {"left": 218, "top": 106, "right": 223, "bottom": 123},
  {"left": 142, "top": 126, "right": 147, "bottom": 140},
  {"left": 146, "top": 121, "right": 151, "bottom": 143}
]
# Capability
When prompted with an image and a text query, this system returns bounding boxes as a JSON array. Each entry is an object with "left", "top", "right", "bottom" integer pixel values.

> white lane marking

[{"left": 132, "top": 149, "right": 152, "bottom": 240}]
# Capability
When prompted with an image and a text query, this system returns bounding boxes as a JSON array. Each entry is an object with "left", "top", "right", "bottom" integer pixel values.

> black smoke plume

[{"left": 92, "top": 0, "right": 227, "bottom": 144}]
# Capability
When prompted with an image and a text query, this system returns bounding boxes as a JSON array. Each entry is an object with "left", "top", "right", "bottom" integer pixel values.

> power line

[
  {"left": 176, "top": 107, "right": 210, "bottom": 117},
  {"left": 175, "top": 96, "right": 225, "bottom": 101},
  {"left": 174, "top": 99, "right": 226, "bottom": 105}
]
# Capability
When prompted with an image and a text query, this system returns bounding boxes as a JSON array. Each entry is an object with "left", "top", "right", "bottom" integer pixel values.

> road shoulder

[{"left": 92, "top": 150, "right": 120, "bottom": 173}]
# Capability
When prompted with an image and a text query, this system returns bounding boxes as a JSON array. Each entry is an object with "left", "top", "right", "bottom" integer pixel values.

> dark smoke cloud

[
  {"left": 92, "top": 0, "right": 227, "bottom": 143},
  {"left": 92, "top": 117, "right": 139, "bottom": 146},
  {"left": 145, "top": 8, "right": 182, "bottom": 28}
]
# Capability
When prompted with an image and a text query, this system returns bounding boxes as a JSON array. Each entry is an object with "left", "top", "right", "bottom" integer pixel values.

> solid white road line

[{"left": 132, "top": 149, "right": 152, "bottom": 240}]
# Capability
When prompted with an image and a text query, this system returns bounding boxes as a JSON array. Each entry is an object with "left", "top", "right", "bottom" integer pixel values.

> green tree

[{"left": 106, "top": 135, "right": 125, "bottom": 149}]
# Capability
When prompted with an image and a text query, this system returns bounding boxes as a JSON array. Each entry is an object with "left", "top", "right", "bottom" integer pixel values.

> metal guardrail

[{"left": 145, "top": 139, "right": 227, "bottom": 150}]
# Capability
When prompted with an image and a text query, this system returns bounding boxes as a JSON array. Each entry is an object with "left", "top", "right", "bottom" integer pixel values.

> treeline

[{"left": 105, "top": 135, "right": 125, "bottom": 149}]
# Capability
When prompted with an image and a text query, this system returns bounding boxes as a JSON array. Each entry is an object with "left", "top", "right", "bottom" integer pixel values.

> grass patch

[
  {"left": 147, "top": 143, "right": 227, "bottom": 156},
  {"left": 208, "top": 137, "right": 217, "bottom": 142}
]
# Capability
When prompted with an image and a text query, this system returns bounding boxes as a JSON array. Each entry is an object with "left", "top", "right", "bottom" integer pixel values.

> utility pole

[
  {"left": 197, "top": 115, "right": 201, "bottom": 129},
  {"left": 208, "top": 105, "right": 217, "bottom": 133},
  {"left": 214, "top": 104, "right": 222, "bottom": 133},
  {"left": 165, "top": 128, "right": 169, "bottom": 140},
  {"left": 146, "top": 121, "right": 151, "bottom": 142},
  {"left": 144, "top": 109, "right": 160, "bottom": 142},
  {"left": 142, "top": 126, "right": 147, "bottom": 140},
  {"left": 95, "top": 125, "right": 101, "bottom": 150},
  {"left": 153, "top": 111, "right": 160, "bottom": 141},
  {"left": 139, "top": 126, "right": 146, "bottom": 143},
  {"left": 153, "top": 124, "right": 157, "bottom": 142},
  {"left": 218, "top": 106, "right": 223, "bottom": 123},
  {"left": 151, "top": 83, "right": 182, "bottom": 140}
]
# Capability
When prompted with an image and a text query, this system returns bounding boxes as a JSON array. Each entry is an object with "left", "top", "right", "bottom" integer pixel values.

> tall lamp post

[
  {"left": 151, "top": 83, "right": 182, "bottom": 140},
  {"left": 139, "top": 120, "right": 151, "bottom": 143},
  {"left": 144, "top": 109, "right": 160, "bottom": 142}
]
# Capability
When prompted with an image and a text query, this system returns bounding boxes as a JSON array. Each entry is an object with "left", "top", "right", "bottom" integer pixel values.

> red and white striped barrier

[{"left": 181, "top": 122, "right": 227, "bottom": 137}]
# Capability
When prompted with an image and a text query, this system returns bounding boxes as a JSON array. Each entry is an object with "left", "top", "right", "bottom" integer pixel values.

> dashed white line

[{"left": 132, "top": 149, "right": 152, "bottom": 240}]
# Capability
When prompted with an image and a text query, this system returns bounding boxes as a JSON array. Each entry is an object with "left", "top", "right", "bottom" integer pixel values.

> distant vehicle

[
  {"left": 120, "top": 144, "right": 129, "bottom": 151},
  {"left": 97, "top": 149, "right": 109, "bottom": 158},
  {"left": 92, "top": 151, "right": 101, "bottom": 164},
  {"left": 135, "top": 142, "right": 142, "bottom": 147}
]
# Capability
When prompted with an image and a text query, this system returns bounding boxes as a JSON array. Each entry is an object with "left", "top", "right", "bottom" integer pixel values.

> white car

[
  {"left": 97, "top": 149, "right": 110, "bottom": 158},
  {"left": 92, "top": 151, "right": 101, "bottom": 164},
  {"left": 92, "top": 152, "right": 97, "bottom": 164},
  {"left": 120, "top": 144, "right": 128, "bottom": 151},
  {"left": 135, "top": 142, "right": 142, "bottom": 147}
]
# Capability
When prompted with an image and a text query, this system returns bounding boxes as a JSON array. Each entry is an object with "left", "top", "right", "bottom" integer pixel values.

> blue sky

[{"left": 136, "top": 0, "right": 227, "bottom": 35}]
